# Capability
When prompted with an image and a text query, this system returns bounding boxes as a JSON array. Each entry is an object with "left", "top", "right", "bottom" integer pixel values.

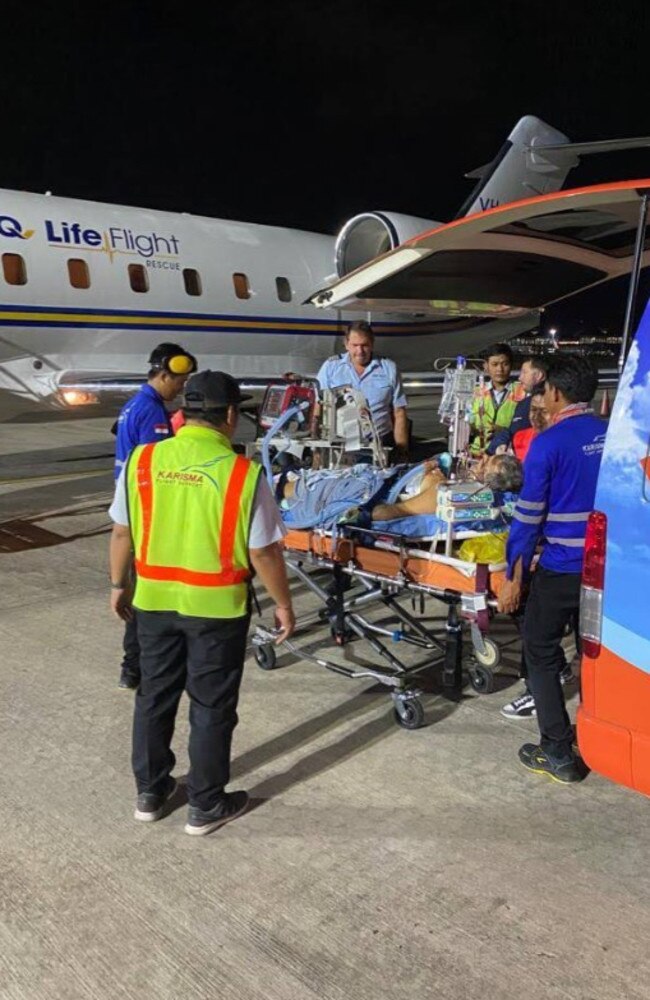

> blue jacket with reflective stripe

[
  {"left": 114, "top": 384, "right": 172, "bottom": 480},
  {"left": 506, "top": 414, "right": 606, "bottom": 577}
]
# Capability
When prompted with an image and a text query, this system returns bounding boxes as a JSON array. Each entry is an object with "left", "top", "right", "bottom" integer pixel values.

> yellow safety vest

[
  {"left": 470, "top": 380, "right": 525, "bottom": 454},
  {"left": 126, "top": 425, "right": 261, "bottom": 618}
]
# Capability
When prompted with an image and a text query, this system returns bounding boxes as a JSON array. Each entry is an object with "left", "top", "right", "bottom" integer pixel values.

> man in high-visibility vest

[
  {"left": 487, "top": 354, "right": 548, "bottom": 461},
  {"left": 469, "top": 343, "right": 525, "bottom": 455},
  {"left": 109, "top": 370, "right": 295, "bottom": 835}
]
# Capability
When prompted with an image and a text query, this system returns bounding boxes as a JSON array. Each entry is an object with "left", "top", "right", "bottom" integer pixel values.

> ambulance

[{"left": 578, "top": 297, "right": 650, "bottom": 795}]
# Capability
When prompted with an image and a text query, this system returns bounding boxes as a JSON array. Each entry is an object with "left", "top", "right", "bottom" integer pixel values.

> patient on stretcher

[{"left": 275, "top": 454, "right": 522, "bottom": 534}]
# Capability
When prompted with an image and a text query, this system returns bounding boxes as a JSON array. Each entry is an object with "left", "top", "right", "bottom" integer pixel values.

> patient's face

[
  {"left": 530, "top": 396, "right": 550, "bottom": 432},
  {"left": 472, "top": 454, "right": 501, "bottom": 481}
]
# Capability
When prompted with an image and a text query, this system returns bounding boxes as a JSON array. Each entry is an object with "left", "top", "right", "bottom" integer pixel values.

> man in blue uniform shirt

[
  {"left": 114, "top": 342, "right": 197, "bottom": 688},
  {"left": 316, "top": 321, "right": 409, "bottom": 459},
  {"left": 498, "top": 356, "right": 605, "bottom": 783}
]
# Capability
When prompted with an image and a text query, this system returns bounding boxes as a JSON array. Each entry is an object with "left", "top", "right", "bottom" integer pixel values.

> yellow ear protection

[
  {"left": 150, "top": 353, "right": 197, "bottom": 375},
  {"left": 166, "top": 354, "right": 196, "bottom": 375}
]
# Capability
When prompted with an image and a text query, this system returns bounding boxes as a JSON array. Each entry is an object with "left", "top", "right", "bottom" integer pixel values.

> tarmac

[{"left": 1, "top": 409, "right": 650, "bottom": 1000}]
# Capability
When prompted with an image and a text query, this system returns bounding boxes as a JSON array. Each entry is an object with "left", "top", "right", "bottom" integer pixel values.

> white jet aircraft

[{"left": 1, "top": 115, "right": 648, "bottom": 417}]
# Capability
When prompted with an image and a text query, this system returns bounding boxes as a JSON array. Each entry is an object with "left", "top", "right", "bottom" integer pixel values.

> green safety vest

[
  {"left": 126, "top": 425, "right": 261, "bottom": 618},
  {"left": 470, "top": 380, "right": 525, "bottom": 454}
]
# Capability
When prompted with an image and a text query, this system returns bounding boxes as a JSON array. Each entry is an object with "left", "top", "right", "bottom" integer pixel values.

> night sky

[{"left": 4, "top": 1, "right": 650, "bottom": 332}]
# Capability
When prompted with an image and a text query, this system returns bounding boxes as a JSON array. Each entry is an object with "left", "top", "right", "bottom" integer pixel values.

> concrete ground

[{"left": 1, "top": 412, "right": 649, "bottom": 1000}]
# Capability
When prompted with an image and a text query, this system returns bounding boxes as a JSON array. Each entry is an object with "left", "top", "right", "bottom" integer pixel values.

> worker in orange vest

[{"left": 109, "top": 370, "right": 295, "bottom": 835}]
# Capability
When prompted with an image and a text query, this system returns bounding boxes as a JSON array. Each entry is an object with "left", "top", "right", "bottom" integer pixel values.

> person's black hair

[
  {"left": 525, "top": 354, "right": 548, "bottom": 377},
  {"left": 182, "top": 406, "right": 231, "bottom": 428},
  {"left": 480, "top": 342, "right": 513, "bottom": 363},
  {"left": 530, "top": 383, "right": 546, "bottom": 397},
  {"left": 148, "top": 342, "right": 194, "bottom": 378},
  {"left": 545, "top": 355, "right": 598, "bottom": 404},
  {"left": 346, "top": 320, "right": 374, "bottom": 341}
]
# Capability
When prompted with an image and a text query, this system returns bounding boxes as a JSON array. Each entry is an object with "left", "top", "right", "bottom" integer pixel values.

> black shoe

[
  {"left": 184, "top": 790, "right": 250, "bottom": 836},
  {"left": 119, "top": 668, "right": 140, "bottom": 690},
  {"left": 134, "top": 777, "right": 178, "bottom": 822},
  {"left": 518, "top": 743, "right": 586, "bottom": 784}
]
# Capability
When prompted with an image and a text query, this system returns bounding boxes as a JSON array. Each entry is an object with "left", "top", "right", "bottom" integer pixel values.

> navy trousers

[
  {"left": 523, "top": 566, "right": 581, "bottom": 759},
  {"left": 132, "top": 609, "right": 250, "bottom": 811}
]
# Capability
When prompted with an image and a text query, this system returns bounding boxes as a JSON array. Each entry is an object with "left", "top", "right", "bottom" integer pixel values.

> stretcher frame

[{"left": 251, "top": 525, "right": 510, "bottom": 729}]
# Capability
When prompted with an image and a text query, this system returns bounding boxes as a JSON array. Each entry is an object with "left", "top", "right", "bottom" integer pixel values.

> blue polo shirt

[
  {"left": 114, "top": 383, "right": 172, "bottom": 479},
  {"left": 316, "top": 354, "right": 407, "bottom": 438},
  {"left": 506, "top": 414, "right": 605, "bottom": 577}
]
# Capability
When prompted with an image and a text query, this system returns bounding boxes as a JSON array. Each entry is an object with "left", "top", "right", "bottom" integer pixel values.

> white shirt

[{"left": 109, "top": 465, "right": 285, "bottom": 549}]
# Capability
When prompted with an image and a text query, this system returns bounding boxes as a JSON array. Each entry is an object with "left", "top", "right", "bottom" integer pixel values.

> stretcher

[{"left": 251, "top": 523, "right": 510, "bottom": 729}]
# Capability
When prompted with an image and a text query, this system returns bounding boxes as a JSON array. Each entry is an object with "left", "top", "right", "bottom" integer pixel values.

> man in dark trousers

[
  {"left": 113, "top": 342, "right": 197, "bottom": 689},
  {"left": 498, "top": 356, "right": 605, "bottom": 783},
  {"left": 109, "top": 370, "right": 295, "bottom": 835}
]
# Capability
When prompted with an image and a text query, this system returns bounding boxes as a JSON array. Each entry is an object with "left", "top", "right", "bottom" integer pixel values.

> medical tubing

[
  {"left": 261, "top": 403, "right": 307, "bottom": 486},
  {"left": 386, "top": 462, "right": 428, "bottom": 504}
]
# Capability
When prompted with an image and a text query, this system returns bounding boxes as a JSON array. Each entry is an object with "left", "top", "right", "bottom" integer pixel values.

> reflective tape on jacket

[
  {"left": 545, "top": 536, "right": 586, "bottom": 547},
  {"left": 127, "top": 429, "right": 260, "bottom": 617},
  {"left": 546, "top": 510, "right": 591, "bottom": 522},
  {"left": 513, "top": 510, "right": 545, "bottom": 525}
]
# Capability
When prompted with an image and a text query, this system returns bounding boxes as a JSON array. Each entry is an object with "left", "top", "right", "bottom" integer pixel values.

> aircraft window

[
  {"left": 233, "top": 272, "right": 251, "bottom": 300},
  {"left": 68, "top": 258, "right": 90, "bottom": 290},
  {"left": 276, "top": 277, "right": 292, "bottom": 302},
  {"left": 128, "top": 263, "right": 149, "bottom": 293},
  {"left": 2, "top": 253, "right": 27, "bottom": 285},
  {"left": 183, "top": 268, "right": 202, "bottom": 296}
]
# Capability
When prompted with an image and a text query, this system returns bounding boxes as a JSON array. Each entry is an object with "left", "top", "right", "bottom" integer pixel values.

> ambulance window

[
  {"left": 68, "top": 258, "right": 90, "bottom": 290},
  {"left": 183, "top": 268, "right": 202, "bottom": 296},
  {"left": 276, "top": 276, "right": 292, "bottom": 302},
  {"left": 233, "top": 272, "right": 251, "bottom": 300},
  {"left": 2, "top": 253, "right": 27, "bottom": 285},
  {"left": 128, "top": 263, "right": 149, "bottom": 293}
]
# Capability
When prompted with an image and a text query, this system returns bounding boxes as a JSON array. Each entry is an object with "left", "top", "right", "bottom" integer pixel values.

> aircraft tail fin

[
  {"left": 458, "top": 116, "right": 650, "bottom": 219},
  {"left": 457, "top": 116, "right": 574, "bottom": 217}
]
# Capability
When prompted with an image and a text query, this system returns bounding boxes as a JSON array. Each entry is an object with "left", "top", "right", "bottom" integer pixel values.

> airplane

[
  {"left": 1, "top": 115, "right": 649, "bottom": 419},
  {"left": 316, "top": 178, "right": 650, "bottom": 795}
]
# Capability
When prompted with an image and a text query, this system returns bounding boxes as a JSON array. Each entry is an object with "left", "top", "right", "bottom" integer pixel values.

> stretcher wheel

[
  {"left": 472, "top": 637, "right": 501, "bottom": 670},
  {"left": 393, "top": 698, "right": 425, "bottom": 730},
  {"left": 254, "top": 644, "right": 277, "bottom": 671},
  {"left": 469, "top": 665, "right": 495, "bottom": 694}
]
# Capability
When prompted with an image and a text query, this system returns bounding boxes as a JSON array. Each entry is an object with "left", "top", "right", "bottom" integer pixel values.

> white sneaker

[{"left": 501, "top": 692, "right": 536, "bottom": 719}]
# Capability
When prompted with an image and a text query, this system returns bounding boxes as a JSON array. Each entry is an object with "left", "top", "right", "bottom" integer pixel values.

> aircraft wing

[{"left": 307, "top": 180, "right": 650, "bottom": 317}]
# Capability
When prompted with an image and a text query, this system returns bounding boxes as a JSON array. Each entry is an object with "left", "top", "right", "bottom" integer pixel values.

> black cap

[{"left": 183, "top": 370, "right": 251, "bottom": 411}]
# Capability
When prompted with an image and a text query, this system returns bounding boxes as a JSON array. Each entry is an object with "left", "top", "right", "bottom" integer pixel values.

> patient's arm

[{"left": 372, "top": 467, "right": 446, "bottom": 521}]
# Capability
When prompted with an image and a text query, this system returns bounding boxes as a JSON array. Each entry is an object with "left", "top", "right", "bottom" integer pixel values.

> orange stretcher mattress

[{"left": 282, "top": 528, "right": 507, "bottom": 599}]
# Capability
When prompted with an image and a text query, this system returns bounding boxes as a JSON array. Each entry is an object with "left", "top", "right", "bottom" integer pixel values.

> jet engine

[{"left": 334, "top": 211, "right": 441, "bottom": 278}]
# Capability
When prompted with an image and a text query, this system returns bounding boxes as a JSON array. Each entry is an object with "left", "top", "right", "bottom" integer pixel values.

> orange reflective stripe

[
  {"left": 135, "top": 449, "right": 252, "bottom": 589},
  {"left": 136, "top": 443, "right": 156, "bottom": 564},
  {"left": 219, "top": 455, "right": 250, "bottom": 573},
  {"left": 135, "top": 560, "right": 249, "bottom": 586}
]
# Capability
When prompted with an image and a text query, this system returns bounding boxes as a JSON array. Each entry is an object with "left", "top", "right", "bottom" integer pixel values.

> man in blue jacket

[
  {"left": 114, "top": 342, "right": 197, "bottom": 688},
  {"left": 487, "top": 354, "right": 548, "bottom": 459},
  {"left": 498, "top": 356, "right": 605, "bottom": 783}
]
